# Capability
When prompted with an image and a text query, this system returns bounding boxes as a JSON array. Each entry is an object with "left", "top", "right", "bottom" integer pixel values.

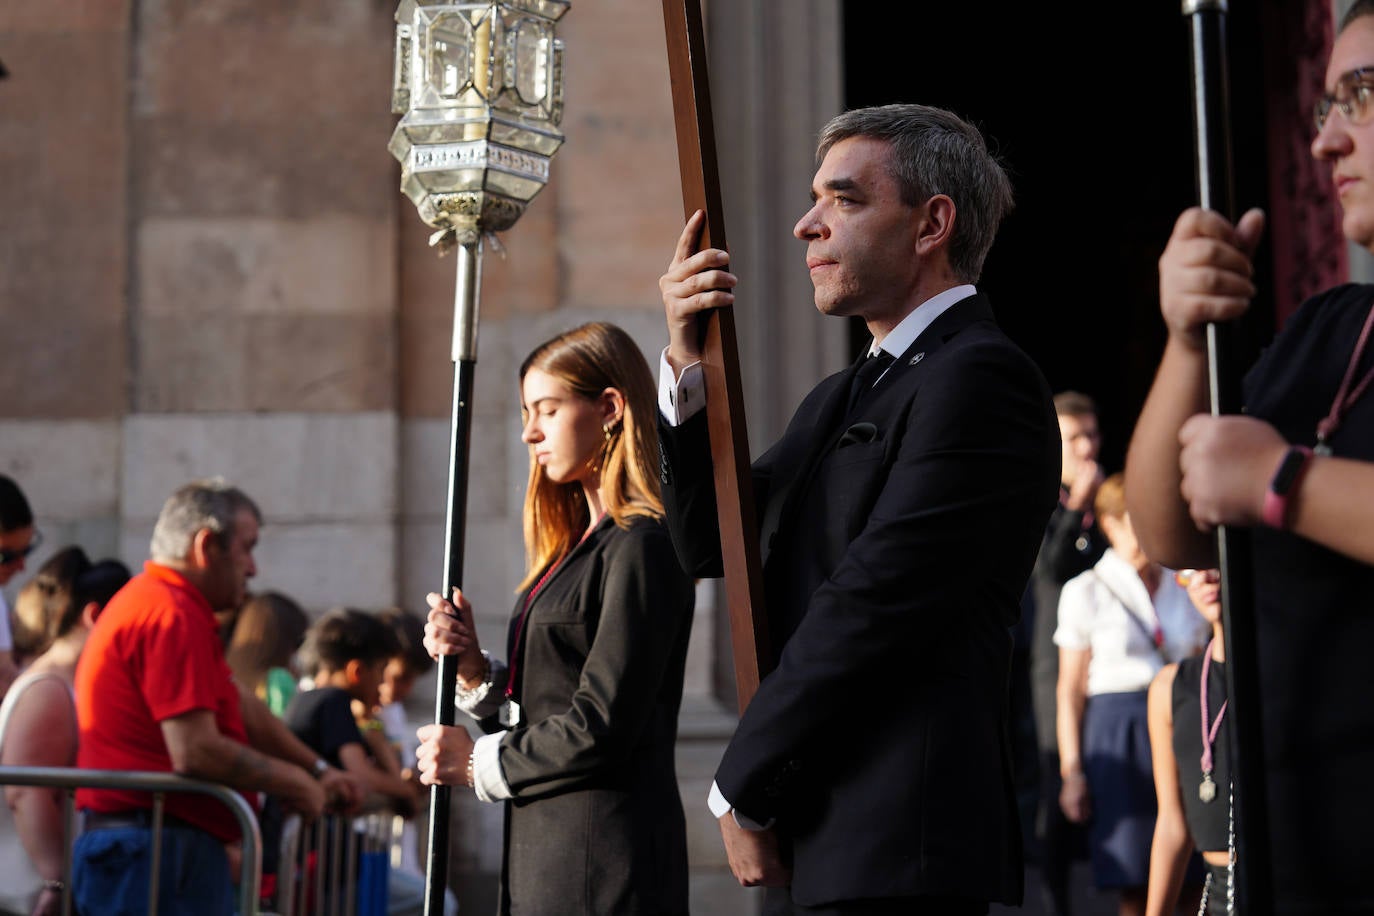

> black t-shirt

[
  {"left": 1172, "top": 653, "right": 1230, "bottom": 853},
  {"left": 284, "top": 686, "right": 364, "bottom": 769},
  {"left": 1243, "top": 283, "right": 1374, "bottom": 910}
]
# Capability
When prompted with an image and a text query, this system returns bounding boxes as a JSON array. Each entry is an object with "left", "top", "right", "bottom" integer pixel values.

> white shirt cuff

[
  {"left": 707, "top": 780, "right": 773, "bottom": 831},
  {"left": 471, "top": 731, "right": 512, "bottom": 803},
  {"left": 657, "top": 348, "right": 706, "bottom": 426}
]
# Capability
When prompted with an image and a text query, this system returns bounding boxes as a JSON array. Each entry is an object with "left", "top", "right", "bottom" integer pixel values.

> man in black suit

[{"left": 656, "top": 104, "right": 1060, "bottom": 914}]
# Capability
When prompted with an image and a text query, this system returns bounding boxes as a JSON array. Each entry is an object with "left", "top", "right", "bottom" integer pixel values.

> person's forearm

[
  {"left": 1144, "top": 814, "right": 1194, "bottom": 916},
  {"left": 1287, "top": 456, "right": 1374, "bottom": 565},
  {"left": 366, "top": 765, "right": 419, "bottom": 802},
  {"left": 10, "top": 788, "right": 65, "bottom": 882},
  {"left": 1055, "top": 686, "right": 1086, "bottom": 777},
  {"left": 178, "top": 730, "right": 308, "bottom": 798},
  {"left": 1126, "top": 337, "right": 1216, "bottom": 569}
]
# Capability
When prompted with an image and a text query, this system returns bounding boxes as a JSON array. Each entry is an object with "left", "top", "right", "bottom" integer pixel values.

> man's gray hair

[
  {"left": 816, "top": 104, "right": 1013, "bottom": 284},
  {"left": 149, "top": 478, "right": 261, "bottom": 563}
]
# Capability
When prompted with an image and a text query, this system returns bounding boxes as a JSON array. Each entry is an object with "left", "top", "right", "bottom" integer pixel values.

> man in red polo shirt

[{"left": 73, "top": 479, "right": 325, "bottom": 915}]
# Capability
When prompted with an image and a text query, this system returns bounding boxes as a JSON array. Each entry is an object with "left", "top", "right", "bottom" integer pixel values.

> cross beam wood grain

[{"left": 661, "top": 0, "right": 771, "bottom": 712}]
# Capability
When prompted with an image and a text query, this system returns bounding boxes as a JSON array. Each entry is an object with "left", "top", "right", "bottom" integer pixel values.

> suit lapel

[
  {"left": 867, "top": 293, "right": 995, "bottom": 397},
  {"left": 758, "top": 356, "right": 864, "bottom": 566},
  {"left": 758, "top": 294, "right": 996, "bottom": 567}
]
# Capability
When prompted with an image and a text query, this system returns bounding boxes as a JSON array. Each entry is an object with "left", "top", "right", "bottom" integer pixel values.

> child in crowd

[
  {"left": 226, "top": 591, "right": 310, "bottom": 717},
  {"left": 368, "top": 608, "right": 434, "bottom": 880},
  {"left": 287, "top": 608, "right": 453, "bottom": 916},
  {"left": 285, "top": 608, "right": 420, "bottom": 813}
]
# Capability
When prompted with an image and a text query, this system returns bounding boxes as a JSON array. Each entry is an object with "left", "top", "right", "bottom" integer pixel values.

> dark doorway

[{"left": 842, "top": 3, "right": 1274, "bottom": 472}]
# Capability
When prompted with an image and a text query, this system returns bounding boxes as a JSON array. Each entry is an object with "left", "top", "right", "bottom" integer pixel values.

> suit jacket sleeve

[
  {"left": 658, "top": 410, "right": 725, "bottom": 577},
  {"left": 716, "top": 335, "right": 1058, "bottom": 820},
  {"left": 495, "top": 523, "right": 694, "bottom": 800}
]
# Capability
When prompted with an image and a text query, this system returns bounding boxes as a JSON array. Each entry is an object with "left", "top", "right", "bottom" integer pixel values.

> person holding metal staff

[
  {"left": 1126, "top": 3, "right": 1374, "bottom": 909},
  {"left": 657, "top": 104, "right": 1061, "bottom": 914},
  {"left": 414, "top": 321, "right": 695, "bottom": 916},
  {"left": 1145, "top": 568, "right": 1229, "bottom": 916}
]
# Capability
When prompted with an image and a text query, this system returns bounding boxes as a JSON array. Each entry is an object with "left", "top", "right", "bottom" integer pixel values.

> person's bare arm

[
  {"left": 0, "top": 650, "right": 17, "bottom": 699},
  {"left": 1145, "top": 664, "right": 1194, "bottom": 916},
  {"left": 1, "top": 678, "right": 75, "bottom": 889},
  {"left": 337, "top": 741, "right": 423, "bottom": 809},
  {"left": 161, "top": 709, "right": 324, "bottom": 820},
  {"left": 1126, "top": 206, "right": 1266, "bottom": 570},
  {"left": 1055, "top": 646, "right": 1092, "bottom": 823},
  {"left": 1176, "top": 415, "right": 1374, "bottom": 566},
  {"left": 234, "top": 682, "right": 363, "bottom": 812}
]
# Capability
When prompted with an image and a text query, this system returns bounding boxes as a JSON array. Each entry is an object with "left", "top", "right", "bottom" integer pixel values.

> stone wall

[{"left": 0, "top": 2, "right": 841, "bottom": 912}]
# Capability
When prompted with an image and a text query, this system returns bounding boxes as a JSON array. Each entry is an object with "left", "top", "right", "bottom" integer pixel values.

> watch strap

[{"left": 1261, "top": 445, "right": 1314, "bottom": 529}]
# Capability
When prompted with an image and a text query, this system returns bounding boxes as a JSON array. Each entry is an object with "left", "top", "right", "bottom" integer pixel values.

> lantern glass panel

[
  {"left": 512, "top": 18, "right": 550, "bottom": 105},
  {"left": 427, "top": 13, "right": 473, "bottom": 100}
]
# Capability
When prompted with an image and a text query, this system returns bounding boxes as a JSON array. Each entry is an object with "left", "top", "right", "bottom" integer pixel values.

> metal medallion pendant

[
  {"left": 1199, "top": 772, "right": 1218, "bottom": 803},
  {"left": 499, "top": 699, "right": 522, "bottom": 727}
]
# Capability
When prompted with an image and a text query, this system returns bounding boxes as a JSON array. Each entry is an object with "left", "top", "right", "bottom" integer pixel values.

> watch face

[{"left": 1271, "top": 447, "right": 1311, "bottom": 494}]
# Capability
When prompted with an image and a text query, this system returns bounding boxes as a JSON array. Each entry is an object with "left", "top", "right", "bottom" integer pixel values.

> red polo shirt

[{"left": 75, "top": 562, "right": 249, "bottom": 842}]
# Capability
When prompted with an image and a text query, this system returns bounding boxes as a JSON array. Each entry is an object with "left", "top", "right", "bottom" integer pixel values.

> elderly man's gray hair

[{"left": 149, "top": 478, "right": 261, "bottom": 563}]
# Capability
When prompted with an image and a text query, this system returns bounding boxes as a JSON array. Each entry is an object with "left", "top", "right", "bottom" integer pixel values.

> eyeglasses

[
  {"left": 0, "top": 528, "right": 42, "bottom": 566},
  {"left": 1314, "top": 68, "right": 1374, "bottom": 132},
  {"left": 1175, "top": 568, "right": 1220, "bottom": 588}
]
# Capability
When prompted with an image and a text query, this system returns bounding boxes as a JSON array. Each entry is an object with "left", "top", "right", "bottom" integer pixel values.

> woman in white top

[
  {"left": 1055, "top": 473, "right": 1207, "bottom": 916},
  {"left": 0, "top": 548, "right": 128, "bottom": 916}
]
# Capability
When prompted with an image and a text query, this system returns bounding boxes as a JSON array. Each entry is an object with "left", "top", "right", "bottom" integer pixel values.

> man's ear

[
  {"left": 80, "top": 601, "right": 101, "bottom": 629},
  {"left": 189, "top": 528, "right": 219, "bottom": 570},
  {"left": 344, "top": 658, "right": 364, "bottom": 685},
  {"left": 914, "top": 194, "right": 957, "bottom": 257}
]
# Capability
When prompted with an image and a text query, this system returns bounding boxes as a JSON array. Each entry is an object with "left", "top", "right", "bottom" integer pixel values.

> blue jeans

[{"left": 73, "top": 823, "right": 234, "bottom": 916}]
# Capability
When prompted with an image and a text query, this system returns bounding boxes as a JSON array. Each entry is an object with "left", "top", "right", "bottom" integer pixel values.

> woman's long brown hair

[{"left": 517, "top": 322, "right": 664, "bottom": 592}]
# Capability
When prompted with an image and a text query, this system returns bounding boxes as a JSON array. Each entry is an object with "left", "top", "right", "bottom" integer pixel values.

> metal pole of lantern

[{"left": 388, "top": 4, "right": 569, "bottom": 913}]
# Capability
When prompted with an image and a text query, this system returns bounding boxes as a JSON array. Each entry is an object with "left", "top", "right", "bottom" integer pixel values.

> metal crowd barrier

[
  {"left": 0, "top": 766, "right": 401, "bottom": 916},
  {"left": 0, "top": 765, "right": 261, "bottom": 915},
  {"left": 274, "top": 811, "right": 392, "bottom": 916}
]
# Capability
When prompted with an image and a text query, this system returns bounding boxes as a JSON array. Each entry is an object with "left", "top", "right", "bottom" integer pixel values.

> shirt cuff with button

[
  {"left": 707, "top": 780, "right": 774, "bottom": 831},
  {"left": 471, "top": 731, "right": 512, "bottom": 803},
  {"left": 657, "top": 348, "right": 706, "bottom": 426}
]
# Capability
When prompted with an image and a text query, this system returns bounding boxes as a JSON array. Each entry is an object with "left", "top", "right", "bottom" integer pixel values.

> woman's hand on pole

[
  {"left": 425, "top": 589, "right": 485, "bottom": 685},
  {"left": 415, "top": 724, "right": 476, "bottom": 788}
]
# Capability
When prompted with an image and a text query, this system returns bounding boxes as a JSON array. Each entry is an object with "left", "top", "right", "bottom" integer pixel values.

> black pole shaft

[
  {"left": 425, "top": 240, "right": 482, "bottom": 916},
  {"left": 1185, "top": 4, "right": 1272, "bottom": 912}
]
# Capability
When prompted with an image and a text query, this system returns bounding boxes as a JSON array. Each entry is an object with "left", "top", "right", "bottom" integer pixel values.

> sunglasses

[
  {"left": 1174, "top": 568, "right": 1220, "bottom": 588},
  {"left": 0, "top": 528, "right": 43, "bottom": 566}
]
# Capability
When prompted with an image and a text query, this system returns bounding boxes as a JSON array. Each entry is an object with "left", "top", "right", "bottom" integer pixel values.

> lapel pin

[{"left": 909, "top": 353, "right": 925, "bottom": 366}]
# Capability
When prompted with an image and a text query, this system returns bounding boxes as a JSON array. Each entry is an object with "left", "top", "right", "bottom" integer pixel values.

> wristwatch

[{"left": 1261, "top": 445, "right": 1313, "bottom": 529}]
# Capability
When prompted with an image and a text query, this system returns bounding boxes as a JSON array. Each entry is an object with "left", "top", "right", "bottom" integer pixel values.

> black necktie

[{"left": 847, "top": 350, "right": 894, "bottom": 413}]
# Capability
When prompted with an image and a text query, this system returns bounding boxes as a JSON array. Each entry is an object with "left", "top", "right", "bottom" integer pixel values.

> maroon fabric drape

[{"left": 1263, "top": 1, "right": 1347, "bottom": 327}]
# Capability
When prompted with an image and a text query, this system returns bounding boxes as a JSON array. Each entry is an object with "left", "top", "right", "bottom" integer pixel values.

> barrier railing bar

[{"left": 0, "top": 766, "right": 260, "bottom": 914}]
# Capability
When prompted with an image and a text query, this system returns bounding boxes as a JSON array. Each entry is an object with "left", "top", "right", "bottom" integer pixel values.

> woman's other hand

[
  {"left": 415, "top": 724, "right": 477, "bottom": 788},
  {"left": 425, "top": 589, "right": 485, "bottom": 686}
]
